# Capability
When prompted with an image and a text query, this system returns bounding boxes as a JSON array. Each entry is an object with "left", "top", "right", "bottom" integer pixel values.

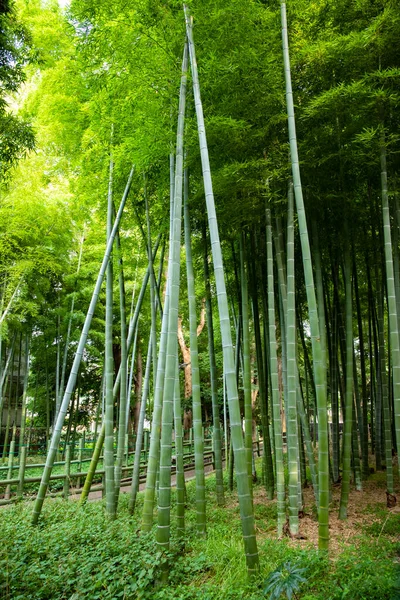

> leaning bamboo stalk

[
  {"left": 141, "top": 159, "right": 175, "bottom": 532},
  {"left": 185, "top": 7, "right": 259, "bottom": 573},
  {"left": 127, "top": 237, "right": 166, "bottom": 511},
  {"left": 156, "top": 42, "right": 188, "bottom": 555},
  {"left": 80, "top": 240, "right": 160, "bottom": 502},
  {"left": 31, "top": 166, "right": 135, "bottom": 525},
  {"left": 59, "top": 231, "right": 85, "bottom": 406},
  {"left": 0, "top": 278, "right": 23, "bottom": 326},
  {"left": 144, "top": 175, "right": 159, "bottom": 389},
  {"left": 0, "top": 333, "right": 16, "bottom": 396},
  {"left": 281, "top": 2, "right": 329, "bottom": 549}
]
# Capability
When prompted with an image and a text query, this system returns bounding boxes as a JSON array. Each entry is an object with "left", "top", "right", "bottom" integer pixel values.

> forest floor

[
  {"left": 0, "top": 460, "right": 399, "bottom": 599},
  {"left": 253, "top": 468, "right": 400, "bottom": 557}
]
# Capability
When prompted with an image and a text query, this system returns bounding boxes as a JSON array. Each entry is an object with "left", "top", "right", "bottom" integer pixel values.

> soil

[{"left": 254, "top": 466, "right": 400, "bottom": 557}]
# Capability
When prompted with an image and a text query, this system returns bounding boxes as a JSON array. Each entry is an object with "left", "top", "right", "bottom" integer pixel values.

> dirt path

[{"left": 68, "top": 462, "right": 216, "bottom": 502}]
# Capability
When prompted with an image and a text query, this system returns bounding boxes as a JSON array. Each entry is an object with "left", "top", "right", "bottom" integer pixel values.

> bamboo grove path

[{"left": 0, "top": 437, "right": 234, "bottom": 507}]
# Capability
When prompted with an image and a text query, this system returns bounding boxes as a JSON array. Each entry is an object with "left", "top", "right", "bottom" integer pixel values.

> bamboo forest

[{"left": 0, "top": 0, "right": 399, "bottom": 598}]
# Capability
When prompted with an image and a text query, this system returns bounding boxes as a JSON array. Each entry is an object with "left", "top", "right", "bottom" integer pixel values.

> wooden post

[
  {"left": 143, "top": 430, "right": 149, "bottom": 462},
  {"left": 5, "top": 440, "right": 15, "bottom": 500},
  {"left": 63, "top": 444, "right": 71, "bottom": 499},
  {"left": 77, "top": 437, "right": 84, "bottom": 488},
  {"left": 125, "top": 433, "right": 129, "bottom": 467},
  {"left": 17, "top": 446, "right": 27, "bottom": 499}
]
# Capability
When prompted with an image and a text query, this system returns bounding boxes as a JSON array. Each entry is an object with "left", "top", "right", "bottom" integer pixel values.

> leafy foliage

[
  {"left": 0, "top": 0, "right": 34, "bottom": 176},
  {"left": 263, "top": 561, "right": 307, "bottom": 600}
]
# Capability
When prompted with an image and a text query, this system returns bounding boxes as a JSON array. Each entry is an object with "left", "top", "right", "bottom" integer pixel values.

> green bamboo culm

[
  {"left": 377, "top": 289, "right": 394, "bottom": 493},
  {"left": 286, "top": 181, "right": 300, "bottom": 535},
  {"left": 184, "top": 169, "right": 206, "bottom": 534},
  {"left": 380, "top": 130, "right": 400, "bottom": 475},
  {"left": 339, "top": 245, "right": 353, "bottom": 519},
  {"left": 130, "top": 241, "right": 164, "bottom": 515},
  {"left": 202, "top": 224, "right": 225, "bottom": 506},
  {"left": 266, "top": 208, "right": 285, "bottom": 536},
  {"left": 18, "top": 335, "right": 30, "bottom": 452},
  {"left": 80, "top": 239, "right": 159, "bottom": 503},
  {"left": 32, "top": 167, "right": 134, "bottom": 524},
  {"left": 184, "top": 7, "right": 259, "bottom": 574},
  {"left": 240, "top": 233, "right": 253, "bottom": 496},
  {"left": 280, "top": 2, "right": 329, "bottom": 550},
  {"left": 79, "top": 425, "right": 105, "bottom": 505},
  {"left": 114, "top": 224, "right": 128, "bottom": 509},
  {"left": 249, "top": 236, "right": 274, "bottom": 500},
  {"left": 144, "top": 173, "right": 159, "bottom": 391},
  {"left": 141, "top": 222, "right": 172, "bottom": 530},
  {"left": 5, "top": 440, "right": 15, "bottom": 500},
  {"left": 104, "top": 136, "right": 116, "bottom": 519},
  {"left": 156, "top": 41, "right": 188, "bottom": 555},
  {"left": 129, "top": 337, "right": 152, "bottom": 514},
  {"left": 173, "top": 359, "right": 185, "bottom": 538}
]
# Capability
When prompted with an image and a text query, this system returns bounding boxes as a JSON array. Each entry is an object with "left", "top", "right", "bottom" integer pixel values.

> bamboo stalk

[
  {"left": 266, "top": 208, "right": 285, "bottom": 536},
  {"left": 281, "top": 2, "right": 329, "bottom": 549},
  {"left": 156, "top": 42, "right": 188, "bottom": 555},
  {"left": 185, "top": 7, "right": 259, "bottom": 573},
  {"left": 202, "top": 224, "right": 224, "bottom": 505},
  {"left": 184, "top": 172, "right": 206, "bottom": 534},
  {"left": 31, "top": 166, "right": 134, "bottom": 525}
]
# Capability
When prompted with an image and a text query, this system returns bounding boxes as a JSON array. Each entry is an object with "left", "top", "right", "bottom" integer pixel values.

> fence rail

[
  {"left": 0, "top": 440, "right": 219, "bottom": 506},
  {"left": 0, "top": 436, "right": 273, "bottom": 506}
]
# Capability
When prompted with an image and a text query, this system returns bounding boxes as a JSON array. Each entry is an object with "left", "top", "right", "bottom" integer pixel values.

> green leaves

[{"left": 263, "top": 561, "right": 307, "bottom": 600}]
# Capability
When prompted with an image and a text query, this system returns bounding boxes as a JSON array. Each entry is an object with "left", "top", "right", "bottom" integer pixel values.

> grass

[{"left": 0, "top": 463, "right": 399, "bottom": 599}]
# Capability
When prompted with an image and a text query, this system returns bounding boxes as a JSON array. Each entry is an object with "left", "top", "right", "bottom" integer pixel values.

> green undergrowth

[{"left": 0, "top": 471, "right": 399, "bottom": 599}]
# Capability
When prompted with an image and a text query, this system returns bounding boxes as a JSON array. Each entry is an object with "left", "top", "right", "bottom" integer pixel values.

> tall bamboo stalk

[
  {"left": 104, "top": 138, "right": 116, "bottom": 518},
  {"left": 156, "top": 43, "right": 188, "bottom": 554},
  {"left": 281, "top": 2, "right": 329, "bottom": 549},
  {"left": 266, "top": 208, "right": 285, "bottom": 536},
  {"left": 240, "top": 233, "right": 253, "bottom": 495},
  {"left": 202, "top": 223, "right": 224, "bottom": 505},
  {"left": 129, "top": 337, "right": 152, "bottom": 514},
  {"left": 114, "top": 226, "right": 128, "bottom": 508},
  {"left": 18, "top": 334, "right": 30, "bottom": 453},
  {"left": 380, "top": 131, "right": 400, "bottom": 474},
  {"left": 173, "top": 359, "right": 185, "bottom": 538},
  {"left": 184, "top": 171, "right": 206, "bottom": 534},
  {"left": 185, "top": 8, "right": 259, "bottom": 573},
  {"left": 339, "top": 247, "right": 353, "bottom": 519},
  {"left": 286, "top": 182, "right": 300, "bottom": 535}
]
